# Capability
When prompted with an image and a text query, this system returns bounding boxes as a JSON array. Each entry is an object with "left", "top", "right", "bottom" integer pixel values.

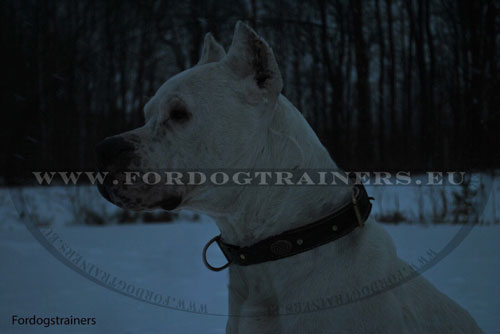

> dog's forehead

[
  {"left": 144, "top": 63, "right": 225, "bottom": 118},
  {"left": 165, "top": 64, "right": 225, "bottom": 95}
]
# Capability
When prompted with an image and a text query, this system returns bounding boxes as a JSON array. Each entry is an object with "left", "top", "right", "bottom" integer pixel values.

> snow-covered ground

[
  {"left": 0, "top": 207, "right": 499, "bottom": 332},
  {"left": 0, "top": 176, "right": 499, "bottom": 333}
]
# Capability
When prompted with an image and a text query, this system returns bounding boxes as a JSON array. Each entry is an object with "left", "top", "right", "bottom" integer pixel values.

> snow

[
  {"left": 0, "top": 176, "right": 499, "bottom": 333},
  {"left": 1, "top": 209, "right": 499, "bottom": 333},
  {"left": 0, "top": 217, "right": 229, "bottom": 333}
]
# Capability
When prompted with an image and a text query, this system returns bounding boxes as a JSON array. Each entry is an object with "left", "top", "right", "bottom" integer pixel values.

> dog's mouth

[
  {"left": 154, "top": 196, "right": 183, "bottom": 211},
  {"left": 97, "top": 183, "right": 183, "bottom": 211}
]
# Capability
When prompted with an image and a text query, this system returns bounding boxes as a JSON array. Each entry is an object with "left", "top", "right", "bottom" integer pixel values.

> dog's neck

[{"left": 208, "top": 96, "right": 352, "bottom": 246}]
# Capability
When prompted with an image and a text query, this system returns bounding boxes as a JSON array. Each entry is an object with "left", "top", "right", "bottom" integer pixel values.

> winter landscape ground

[{"left": 0, "top": 176, "right": 499, "bottom": 333}]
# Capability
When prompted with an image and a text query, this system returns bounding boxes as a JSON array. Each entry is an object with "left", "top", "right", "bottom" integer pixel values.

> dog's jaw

[{"left": 97, "top": 182, "right": 183, "bottom": 211}]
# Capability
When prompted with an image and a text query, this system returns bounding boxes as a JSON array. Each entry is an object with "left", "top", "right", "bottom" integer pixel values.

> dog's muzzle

[
  {"left": 95, "top": 135, "right": 138, "bottom": 208},
  {"left": 94, "top": 136, "right": 183, "bottom": 211}
]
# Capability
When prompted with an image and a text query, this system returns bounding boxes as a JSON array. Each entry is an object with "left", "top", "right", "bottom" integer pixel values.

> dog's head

[{"left": 96, "top": 22, "right": 283, "bottom": 211}]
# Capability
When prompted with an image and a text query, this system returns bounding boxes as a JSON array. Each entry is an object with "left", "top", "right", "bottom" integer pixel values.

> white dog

[{"left": 96, "top": 22, "right": 482, "bottom": 333}]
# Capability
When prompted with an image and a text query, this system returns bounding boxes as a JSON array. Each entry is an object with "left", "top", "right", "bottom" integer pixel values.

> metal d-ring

[{"left": 202, "top": 235, "right": 231, "bottom": 272}]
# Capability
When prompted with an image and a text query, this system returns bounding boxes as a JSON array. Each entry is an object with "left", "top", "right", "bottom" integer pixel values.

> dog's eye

[{"left": 169, "top": 107, "right": 191, "bottom": 123}]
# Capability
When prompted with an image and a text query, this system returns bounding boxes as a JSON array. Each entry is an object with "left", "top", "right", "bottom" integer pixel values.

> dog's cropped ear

[
  {"left": 224, "top": 21, "right": 283, "bottom": 103},
  {"left": 197, "top": 33, "right": 226, "bottom": 65}
]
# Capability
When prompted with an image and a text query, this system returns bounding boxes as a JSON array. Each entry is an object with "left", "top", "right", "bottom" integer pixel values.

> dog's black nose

[{"left": 95, "top": 136, "right": 135, "bottom": 168}]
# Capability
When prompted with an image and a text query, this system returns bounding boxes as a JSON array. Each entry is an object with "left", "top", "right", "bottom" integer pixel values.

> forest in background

[{"left": 1, "top": 0, "right": 499, "bottom": 179}]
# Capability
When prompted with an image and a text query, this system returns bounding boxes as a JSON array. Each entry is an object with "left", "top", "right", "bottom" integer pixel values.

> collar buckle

[{"left": 352, "top": 187, "right": 364, "bottom": 228}]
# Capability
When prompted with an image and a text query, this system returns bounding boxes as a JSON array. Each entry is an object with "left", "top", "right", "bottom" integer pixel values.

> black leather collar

[{"left": 202, "top": 184, "right": 373, "bottom": 271}]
